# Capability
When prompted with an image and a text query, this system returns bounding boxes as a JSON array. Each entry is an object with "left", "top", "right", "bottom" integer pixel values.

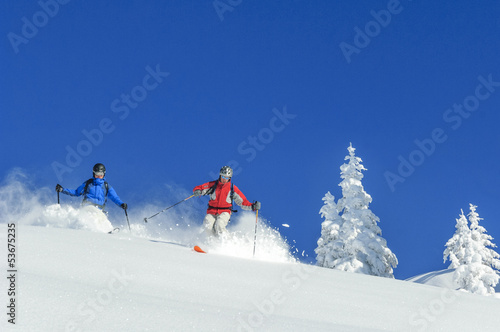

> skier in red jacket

[{"left": 193, "top": 166, "right": 261, "bottom": 236}]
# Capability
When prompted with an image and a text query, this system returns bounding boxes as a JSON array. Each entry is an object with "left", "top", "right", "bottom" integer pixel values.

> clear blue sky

[{"left": 2, "top": 0, "right": 500, "bottom": 279}]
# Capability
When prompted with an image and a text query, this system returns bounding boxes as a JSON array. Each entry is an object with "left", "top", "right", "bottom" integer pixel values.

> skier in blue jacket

[{"left": 55, "top": 163, "right": 127, "bottom": 211}]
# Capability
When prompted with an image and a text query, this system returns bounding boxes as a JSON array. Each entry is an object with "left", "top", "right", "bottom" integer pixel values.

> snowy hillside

[
  {"left": 2, "top": 217, "right": 500, "bottom": 331},
  {"left": 407, "top": 268, "right": 500, "bottom": 295}
]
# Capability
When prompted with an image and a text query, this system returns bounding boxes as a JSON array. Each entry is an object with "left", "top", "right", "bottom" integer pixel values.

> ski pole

[
  {"left": 253, "top": 209, "right": 259, "bottom": 257},
  {"left": 124, "top": 208, "right": 131, "bottom": 232},
  {"left": 57, "top": 191, "right": 60, "bottom": 205},
  {"left": 144, "top": 195, "right": 194, "bottom": 223}
]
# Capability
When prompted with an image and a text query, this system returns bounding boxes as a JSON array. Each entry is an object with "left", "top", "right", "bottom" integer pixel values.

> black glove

[
  {"left": 121, "top": 203, "right": 128, "bottom": 210},
  {"left": 55, "top": 184, "right": 64, "bottom": 192},
  {"left": 194, "top": 190, "right": 202, "bottom": 197},
  {"left": 252, "top": 201, "right": 261, "bottom": 211}
]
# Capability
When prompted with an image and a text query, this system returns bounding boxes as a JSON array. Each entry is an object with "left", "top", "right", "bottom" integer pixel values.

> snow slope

[
  {"left": 2, "top": 220, "right": 500, "bottom": 331},
  {"left": 407, "top": 268, "right": 500, "bottom": 295}
]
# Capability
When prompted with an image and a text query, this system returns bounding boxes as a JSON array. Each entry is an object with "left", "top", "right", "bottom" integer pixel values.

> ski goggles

[
  {"left": 94, "top": 171, "right": 105, "bottom": 177},
  {"left": 221, "top": 175, "right": 231, "bottom": 180}
]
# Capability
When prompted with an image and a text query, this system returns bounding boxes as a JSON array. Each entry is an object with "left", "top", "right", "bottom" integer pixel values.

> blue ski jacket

[{"left": 62, "top": 177, "right": 124, "bottom": 209}]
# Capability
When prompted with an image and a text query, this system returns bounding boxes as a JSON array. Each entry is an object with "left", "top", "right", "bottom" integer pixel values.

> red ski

[{"left": 193, "top": 245, "right": 206, "bottom": 253}]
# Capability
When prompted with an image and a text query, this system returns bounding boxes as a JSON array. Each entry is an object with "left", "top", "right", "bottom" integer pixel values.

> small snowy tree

[
  {"left": 443, "top": 204, "right": 500, "bottom": 295},
  {"left": 468, "top": 204, "right": 500, "bottom": 270},
  {"left": 443, "top": 210, "right": 471, "bottom": 269},
  {"left": 455, "top": 254, "right": 499, "bottom": 296},
  {"left": 315, "top": 144, "right": 398, "bottom": 278},
  {"left": 315, "top": 191, "right": 342, "bottom": 267}
]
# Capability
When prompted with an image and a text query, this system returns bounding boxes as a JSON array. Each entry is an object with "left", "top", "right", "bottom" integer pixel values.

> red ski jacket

[{"left": 193, "top": 180, "right": 252, "bottom": 215}]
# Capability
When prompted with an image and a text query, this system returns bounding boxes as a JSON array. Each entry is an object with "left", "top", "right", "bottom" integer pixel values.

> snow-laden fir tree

[
  {"left": 444, "top": 204, "right": 500, "bottom": 295},
  {"left": 315, "top": 143, "right": 398, "bottom": 278},
  {"left": 443, "top": 210, "right": 471, "bottom": 269},
  {"left": 468, "top": 204, "right": 500, "bottom": 270},
  {"left": 315, "top": 191, "right": 342, "bottom": 267}
]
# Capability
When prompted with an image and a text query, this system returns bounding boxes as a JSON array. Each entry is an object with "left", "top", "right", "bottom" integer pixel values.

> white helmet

[{"left": 219, "top": 166, "right": 233, "bottom": 178}]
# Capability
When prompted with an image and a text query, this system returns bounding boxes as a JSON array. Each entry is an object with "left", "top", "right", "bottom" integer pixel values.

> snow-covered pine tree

[
  {"left": 315, "top": 143, "right": 398, "bottom": 278},
  {"left": 444, "top": 204, "right": 500, "bottom": 296},
  {"left": 315, "top": 191, "right": 342, "bottom": 267},
  {"left": 443, "top": 210, "right": 471, "bottom": 269},
  {"left": 468, "top": 204, "right": 500, "bottom": 271},
  {"left": 455, "top": 254, "right": 499, "bottom": 296}
]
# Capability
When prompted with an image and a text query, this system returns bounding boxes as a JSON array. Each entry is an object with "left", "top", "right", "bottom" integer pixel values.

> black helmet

[
  {"left": 93, "top": 163, "right": 106, "bottom": 176},
  {"left": 219, "top": 166, "right": 233, "bottom": 178}
]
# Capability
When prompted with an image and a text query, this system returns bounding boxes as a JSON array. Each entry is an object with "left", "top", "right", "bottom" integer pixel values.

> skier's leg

[
  {"left": 203, "top": 214, "right": 217, "bottom": 235},
  {"left": 213, "top": 212, "right": 231, "bottom": 235}
]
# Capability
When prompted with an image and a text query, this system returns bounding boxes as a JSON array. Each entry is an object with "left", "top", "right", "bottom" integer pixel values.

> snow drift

[{"left": 407, "top": 268, "right": 500, "bottom": 296}]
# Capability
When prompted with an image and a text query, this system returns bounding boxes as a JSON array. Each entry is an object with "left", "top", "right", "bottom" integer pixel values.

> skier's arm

[
  {"left": 232, "top": 186, "right": 253, "bottom": 211},
  {"left": 107, "top": 186, "right": 124, "bottom": 207},
  {"left": 193, "top": 181, "right": 217, "bottom": 196},
  {"left": 62, "top": 181, "right": 86, "bottom": 197}
]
